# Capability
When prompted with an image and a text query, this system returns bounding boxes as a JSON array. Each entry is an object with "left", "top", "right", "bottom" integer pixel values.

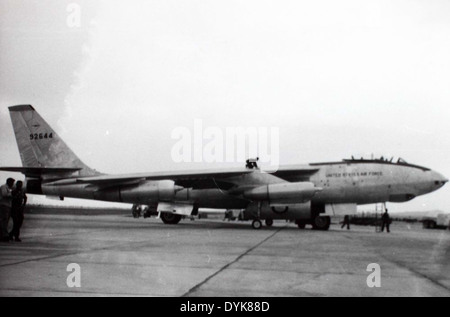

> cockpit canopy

[
  {"left": 310, "top": 156, "right": 430, "bottom": 171},
  {"left": 348, "top": 156, "right": 408, "bottom": 164}
]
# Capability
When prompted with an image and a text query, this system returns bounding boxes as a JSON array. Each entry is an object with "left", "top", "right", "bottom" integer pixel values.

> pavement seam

[
  {"left": 181, "top": 226, "right": 285, "bottom": 297},
  {"left": 376, "top": 254, "right": 450, "bottom": 294},
  {"left": 346, "top": 233, "right": 450, "bottom": 294},
  {"left": 0, "top": 237, "right": 162, "bottom": 268},
  {"left": 0, "top": 287, "right": 165, "bottom": 297}
]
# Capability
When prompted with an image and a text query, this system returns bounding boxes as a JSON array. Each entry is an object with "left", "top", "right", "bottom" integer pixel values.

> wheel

[
  {"left": 295, "top": 220, "right": 306, "bottom": 229},
  {"left": 131, "top": 205, "right": 139, "bottom": 218},
  {"left": 252, "top": 220, "right": 262, "bottom": 230},
  {"left": 311, "top": 215, "right": 330, "bottom": 231},
  {"left": 265, "top": 219, "right": 273, "bottom": 227},
  {"left": 160, "top": 212, "right": 182, "bottom": 225}
]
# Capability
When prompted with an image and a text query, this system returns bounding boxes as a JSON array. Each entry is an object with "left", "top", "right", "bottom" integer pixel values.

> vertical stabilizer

[{"left": 8, "top": 105, "right": 99, "bottom": 177}]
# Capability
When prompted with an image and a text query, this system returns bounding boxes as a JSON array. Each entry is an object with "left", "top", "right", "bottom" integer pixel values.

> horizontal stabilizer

[{"left": 0, "top": 167, "right": 82, "bottom": 178}]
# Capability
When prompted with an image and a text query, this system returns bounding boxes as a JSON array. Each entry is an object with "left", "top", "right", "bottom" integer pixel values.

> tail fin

[{"left": 8, "top": 105, "right": 99, "bottom": 177}]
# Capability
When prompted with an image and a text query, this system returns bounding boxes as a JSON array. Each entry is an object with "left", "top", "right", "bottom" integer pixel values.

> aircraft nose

[{"left": 432, "top": 172, "right": 448, "bottom": 187}]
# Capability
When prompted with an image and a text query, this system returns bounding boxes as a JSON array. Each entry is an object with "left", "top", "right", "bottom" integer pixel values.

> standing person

[
  {"left": 0, "top": 178, "right": 15, "bottom": 242},
  {"left": 10, "top": 181, "right": 27, "bottom": 242},
  {"left": 341, "top": 215, "right": 351, "bottom": 230},
  {"left": 381, "top": 209, "right": 391, "bottom": 233}
]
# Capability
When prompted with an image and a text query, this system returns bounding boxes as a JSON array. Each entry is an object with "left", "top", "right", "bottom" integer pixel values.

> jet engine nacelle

[
  {"left": 94, "top": 180, "right": 182, "bottom": 204},
  {"left": 243, "top": 182, "right": 320, "bottom": 204},
  {"left": 242, "top": 201, "right": 311, "bottom": 220},
  {"left": 120, "top": 180, "right": 182, "bottom": 203}
]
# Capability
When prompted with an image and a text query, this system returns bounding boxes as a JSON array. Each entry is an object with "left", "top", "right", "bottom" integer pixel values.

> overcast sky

[{"left": 1, "top": 0, "right": 449, "bottom": 211}]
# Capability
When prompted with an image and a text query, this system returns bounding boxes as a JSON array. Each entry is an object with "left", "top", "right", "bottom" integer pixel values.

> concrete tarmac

[{"left": 0, "top": 213, "right": 449, "bottom": 297}]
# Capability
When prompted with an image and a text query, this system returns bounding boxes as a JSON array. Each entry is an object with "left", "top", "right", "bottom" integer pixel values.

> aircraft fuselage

[{"left": 36, "top": 159, "right": 447, "bottom": 210}]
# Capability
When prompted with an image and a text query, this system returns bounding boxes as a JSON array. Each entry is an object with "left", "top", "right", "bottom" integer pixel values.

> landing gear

[
  {"left": 131, "top": 204, "right": 141, "bottom": 218},
  {"left": 160, "top": 213, "right": 182, "bottom": 225},
  {"left": 295, "top": 220, "right": 306, "bottom": 229},
  {"left": 252, "top": 219, "right": 262, "bottom": 230},
  {"left": 311, "top": 215, "right": 330, "bottom": 231},
  {"left": 265, "top": 219, "right": 273, "bottom": 227}
]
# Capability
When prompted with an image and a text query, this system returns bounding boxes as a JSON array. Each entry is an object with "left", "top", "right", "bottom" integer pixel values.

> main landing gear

[
  {"left": 311, "top": 215, "right": 331, "bottom": 231},
  {"left": 252, "top": 219, "right": 263, "bottom": 230},
  {"left": 251, "top": 216, "right": 330, "bottom": 230},
  {"left": 251, "top": 219, "right": 273, "bottom": 230},
  {"left": 160, "top": 212, "right": 182, "bottom": 225},
  {"left": 295, "top": 216, "right": 330, "bottom": 230}
]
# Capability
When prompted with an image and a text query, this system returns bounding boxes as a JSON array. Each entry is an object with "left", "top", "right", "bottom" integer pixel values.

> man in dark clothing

[
  {"left": 10, "top": 181, "right": 27, "bottom": 242},
  {"left": 0, "top": 178, "right": 15, "bottom": 242},
  {"left": 341, "top": 215, "right": 351, "bottom": 230},
  {"left": 381, "top": 210, "right": 391, "bottom": 233}
]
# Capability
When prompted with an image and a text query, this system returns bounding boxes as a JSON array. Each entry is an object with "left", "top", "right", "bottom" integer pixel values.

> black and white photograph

[{"left": 0, "top": 0, "right": 449, "bottom": 300}]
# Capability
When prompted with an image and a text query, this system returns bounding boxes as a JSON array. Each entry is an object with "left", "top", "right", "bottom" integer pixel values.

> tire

[
  {"left": 252, "top": 220, "right": 262, "bottom": 230},
  {"left": 265, "top": 219, "right": 274, "bottom": 227},
  {"left": 160, "top": 213, "right": 182, "bottom": 225},
  {"left": 295, "top": 220, "right": 306, "bottom": 229},
  {"left": 311, "top": 215, "right": 330, "bottom": 231}
]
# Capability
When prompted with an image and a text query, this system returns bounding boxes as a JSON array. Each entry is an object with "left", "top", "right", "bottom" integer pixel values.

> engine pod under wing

[{"left": 243, "top": 182, "right": 322, "bottom": 204}]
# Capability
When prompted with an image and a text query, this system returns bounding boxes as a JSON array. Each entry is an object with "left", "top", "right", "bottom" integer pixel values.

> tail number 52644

[{"left": 30, "top": 133, "right": 53, "bottom": 140}]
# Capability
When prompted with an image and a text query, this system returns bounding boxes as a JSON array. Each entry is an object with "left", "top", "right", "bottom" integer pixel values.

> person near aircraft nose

[
  {"left": 381, "top": 210, "right": 391, "bottom": 233},
  {"left": 341, "top": 215, "right": 351, "bottom": 230}
]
